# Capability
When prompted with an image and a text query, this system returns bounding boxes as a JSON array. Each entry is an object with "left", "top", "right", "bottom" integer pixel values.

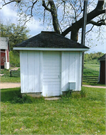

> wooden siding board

[
  {"left": 33, "top": 52, "right": 40, "bottom": 92},
  {"left": 40, "top": 52, "right": 43, "bottom": 93},
  {"left": 42, "top": 52, "right": 61, "bottom": 96},
  {"left": 68, "top": 52, "right": 82, "bottom": 91},
  {"left": 61, "top": 52, "right": 69, "bottom": 92},
  {"left": 69, "top": 52, "right": 75, "bottom": 82},
  {"left": 20, "top": 51, "right": 40, "bottom": 93},
  {"left": 20, "top": 51, "right": 28, "bottom": 93},
  {"left": 75, "top": 53, "right": 79, "bottom": 90},
  {"left": 79, "top": 52, "right": 82, "bottom": 90},
  {"left": 27, "top": 52, "right": 35, "bottom": 92}
]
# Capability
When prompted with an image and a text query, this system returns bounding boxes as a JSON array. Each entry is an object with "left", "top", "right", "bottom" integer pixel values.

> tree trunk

[{"left": 71, "top": 29, "right": 78, "bottom": 41}]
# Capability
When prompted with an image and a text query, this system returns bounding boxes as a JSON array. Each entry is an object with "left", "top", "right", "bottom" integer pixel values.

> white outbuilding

[{"left": 13, "top": 31, "right": 89, "bottom": 97}]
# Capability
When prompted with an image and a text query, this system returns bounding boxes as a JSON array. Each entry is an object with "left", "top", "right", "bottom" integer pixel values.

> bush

[
  {"left": 9, "top": 51, "right": 20, "bottom": 67},
  {"left": 11, "top": 94, "right": 34, "bottom": 104},
  {"left": 62, "top": 89, "right": 86, "bottom": 98},
  {"left": 10, "top": 70, "right": 20, "bottom": 77}
]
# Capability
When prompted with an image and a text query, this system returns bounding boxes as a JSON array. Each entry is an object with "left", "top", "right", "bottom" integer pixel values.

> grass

[
  {"left": 82, "top": 62, "right": 101, "bottom": 85},
  {"left": 0, "top": 69, "right": 20, "bottom": 83},
  {"left": 84, "top": 63, "right": 99, "bottom": 76},
  {"left": 1, "top": 87, "right": 106, "bottom": 134}
]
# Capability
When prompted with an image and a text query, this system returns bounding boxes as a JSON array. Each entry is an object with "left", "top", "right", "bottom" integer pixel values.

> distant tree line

[{"left": 84, "top": 52, "right": 104, "bottom": 62}]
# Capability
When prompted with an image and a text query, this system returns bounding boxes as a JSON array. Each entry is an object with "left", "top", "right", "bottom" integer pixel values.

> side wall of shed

[
  {"left": 20, "top": 51, "right": 41, "bottom": 93},
  {"left": 61, "top": 52, "right": 82, "bottom": 91}
]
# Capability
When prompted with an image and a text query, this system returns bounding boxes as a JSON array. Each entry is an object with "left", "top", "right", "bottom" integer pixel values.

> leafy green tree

[
  {"left": 0, "top": 23, "right": 30, "bottom": 50},
  {"left": 0, "top": 23, "right": 30, "bottom": 67}
]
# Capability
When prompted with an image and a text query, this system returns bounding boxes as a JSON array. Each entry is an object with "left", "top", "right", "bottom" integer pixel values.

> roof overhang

[{"left": 13, "top": 47, "right": 89, "bottom": 52}]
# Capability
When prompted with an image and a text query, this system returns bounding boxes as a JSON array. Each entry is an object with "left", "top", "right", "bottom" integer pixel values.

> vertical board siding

[
  {"left": 40, "top": 52, "right": 43, "bottom": 93},
  {"left": 61, "top": 52, "right": 69, "bottom": 91},
  {"left": 20, "top": 51, "right": 28, "bottom": 93},
  {"left": 27, "top": 52, "right": 35, "bottom": 92},
  {"left": 69, "top": 52, "right": 76, "bottom": 82},
  {"left": 79, "top": 52, "right": 82, "bottom": 90},
  {"left": 20, "top": 50, "right": 82, "bottom": 94},
  {"left": 69, "top": 52, "right": 82, "bottom": 91},
  {"left": 43, "top": 52, "right": 61, "bottom": 97},
  {"left": 20, "top": 51, "right": 40, "bottom": 93},
  {"left": 62, "top": 52, "right": 82, "bottom": 92}
]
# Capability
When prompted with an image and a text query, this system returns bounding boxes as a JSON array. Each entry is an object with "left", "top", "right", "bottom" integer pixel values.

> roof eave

[{"left": 13, "top": 47, "right": 89, "bottom": 52}]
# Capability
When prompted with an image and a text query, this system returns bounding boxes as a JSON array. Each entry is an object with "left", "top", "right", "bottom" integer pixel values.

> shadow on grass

[{"left": 1, "top": 88, "right": 44, "bottom": 104}]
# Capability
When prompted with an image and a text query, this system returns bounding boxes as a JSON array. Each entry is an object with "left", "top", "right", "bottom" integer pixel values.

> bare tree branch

[
  {"left": 2, "top": 0, "right": 16, "bottom": 6},
  {"left": 89, "top": 20, "right": 106, "bottom": 26},
  {"left": 62, "top": 0, "right": 105, "bottom": 36},
  {"left": 42, "top": 0, "right": 51, "bottom": 12},
  {"left": 31, "top": 0, "right": 38, "bottom": 16},
  {"left": 86, "top": 25, "right": 94, "bottom": 34}
]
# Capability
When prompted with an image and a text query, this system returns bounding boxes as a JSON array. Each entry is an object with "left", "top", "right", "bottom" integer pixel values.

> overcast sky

[{"left": 0, "top": 1, "right": 106, "bottom": 54}]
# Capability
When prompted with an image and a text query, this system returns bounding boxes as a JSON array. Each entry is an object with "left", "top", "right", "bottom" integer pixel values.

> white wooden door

[{"left": 43, "top": 52, "right": 61, "bottom": 97}]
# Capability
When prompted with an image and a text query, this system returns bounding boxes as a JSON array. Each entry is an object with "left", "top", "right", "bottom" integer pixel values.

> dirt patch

[
  {"left": 83, "top": 85, "right": 106, "bottom": 88},
  {"left": 0, "top": 83, "right": 21, "bottom": 89},
  {"left": 10, "top": 67, "right": 20, "bottom": 71}
]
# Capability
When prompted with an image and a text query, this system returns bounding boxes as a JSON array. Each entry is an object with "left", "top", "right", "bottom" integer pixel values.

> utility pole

[{"left": 81, "top": 0, "right": 88, "bottom": 85}]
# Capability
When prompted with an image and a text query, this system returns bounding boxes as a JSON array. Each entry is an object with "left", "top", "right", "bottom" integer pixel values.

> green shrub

[
  {"left": 12, "top": 94, "right": 34, "bottom": 104},
  {"left": 9, "top": 51, "right": 20, "bottom": 67},
  {"left": 10, "top": 70, "right": 20, "bottom": 77}
]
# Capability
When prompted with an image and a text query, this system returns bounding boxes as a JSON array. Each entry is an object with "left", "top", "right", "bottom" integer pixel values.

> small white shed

[{"left": 14, "top": 31, "right": 89, "bottom": 97}]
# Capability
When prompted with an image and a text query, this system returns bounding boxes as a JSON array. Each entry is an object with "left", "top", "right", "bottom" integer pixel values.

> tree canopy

[
  {"left": 2, "top": 0, "right": 106, "bottom": 42},
  {"left": 0, "top": 23, "right": 30, "bottom": 50}
]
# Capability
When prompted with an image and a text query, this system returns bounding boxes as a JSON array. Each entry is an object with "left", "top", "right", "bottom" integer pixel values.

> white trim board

[{"left": 13, "top": 47, "right": 88, "bottom": 52}]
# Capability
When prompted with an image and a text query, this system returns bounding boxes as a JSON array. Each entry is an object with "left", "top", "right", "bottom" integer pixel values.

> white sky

[{"left": 0, "top": 1, "right": 106, "bottom": 54}]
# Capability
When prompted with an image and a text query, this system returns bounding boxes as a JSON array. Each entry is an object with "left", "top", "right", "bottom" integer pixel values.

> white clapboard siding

[
  {"left": 20, "top": 51, "right": 40, "bottom": 93},
  {"left": 20, "top": 51, "right": 28, "bottom": 93},
  {"left": 27, "top": 51, "right": 40, "bottom": 92},
  {"left": 68, "top": 52, "right": 82, "bottom": 91},
  {"left": 61, "top": 52, "right": 82, "bottom": 92},
  {"left": 61, "top": 52, "right": 69, "bottom": 92},
  {"left": 42, "top": 52, "right": 61, "bottom": 97}
]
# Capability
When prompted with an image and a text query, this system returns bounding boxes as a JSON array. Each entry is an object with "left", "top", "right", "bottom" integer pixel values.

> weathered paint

[{"left": 20, "top": 51, "right": 82, "bottom": 96}]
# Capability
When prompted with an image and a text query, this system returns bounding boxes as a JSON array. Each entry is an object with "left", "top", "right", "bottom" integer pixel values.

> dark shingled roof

[
  {"left": 98, "top": 54, "right": 106, "bottom": 61},
  {"left": 14, "top": 31, "right": 89, "bottom": 49}
]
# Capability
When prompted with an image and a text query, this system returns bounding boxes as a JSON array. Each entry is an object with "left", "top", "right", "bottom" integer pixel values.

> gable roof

[
  {"left": 98, "top": 54, "right": 106, "bottom": 61},
  {"left": 14, "top": 31, "right": 89, "bottom": 49}
]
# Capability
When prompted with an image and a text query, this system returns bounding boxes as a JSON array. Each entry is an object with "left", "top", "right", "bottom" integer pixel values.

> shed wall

[
  {"left": 61, "top": 52, "right": 82, "bottom": 91},
  {"left": 20, "top": 51, "right": 40, "bottom": 93},
  {"left": 20, "top": 51, "right": 82, "bottom": 95}
]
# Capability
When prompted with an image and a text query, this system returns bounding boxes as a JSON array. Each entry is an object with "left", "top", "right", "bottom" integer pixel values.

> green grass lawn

[
  {"left": 84, "top": 63, "right": 99, "bottom": 76},
  {"left": 1, "top": 87, "right": 105, "bottom": 134},
  {"left": 0, "top": 69, "right": 20, "bottom": 83}
]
